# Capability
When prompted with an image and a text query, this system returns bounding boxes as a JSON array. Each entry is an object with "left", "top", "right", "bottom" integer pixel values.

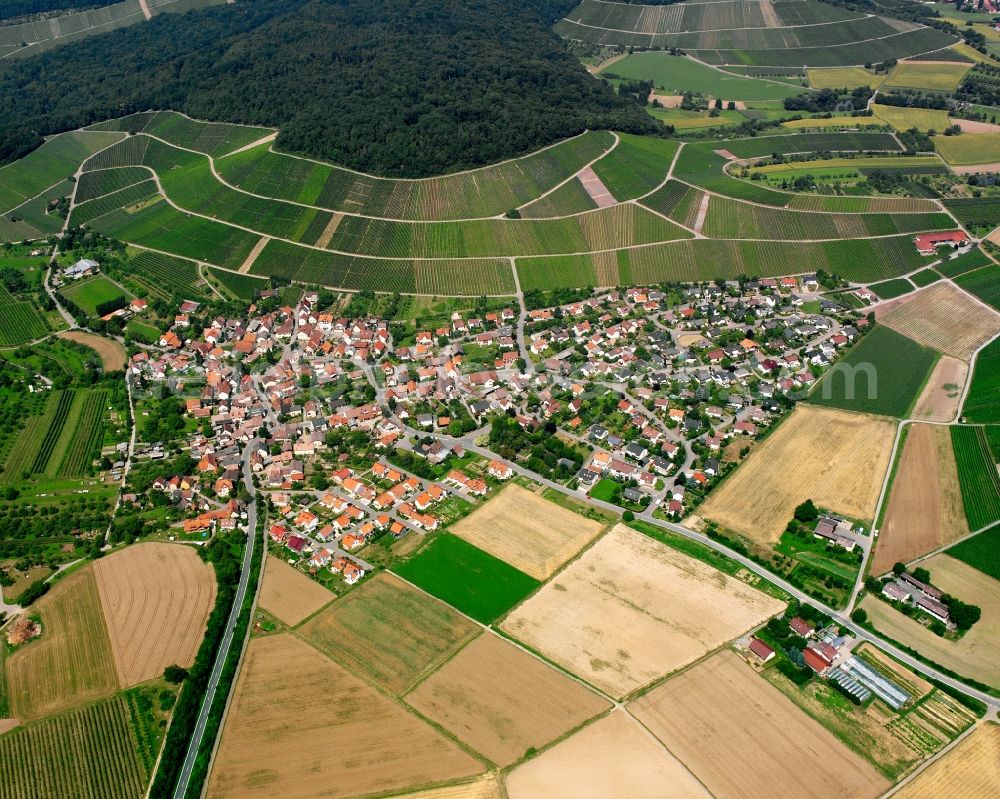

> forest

[{"left": 0, "top": 0, "right": 659, "bottom": 176}]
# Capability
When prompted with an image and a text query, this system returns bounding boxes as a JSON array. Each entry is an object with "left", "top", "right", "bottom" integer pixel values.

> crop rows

[
  {"left": 955, "top": 264, "right": 1000, "bottom": 312},
  {"left": 82, "top": 136, "right": 149, "bottom": 171},
  {"left": 30, "top": 390, "right": 75, "bottom": 474},
  {"left": 0, "top": 301, "right": 48, "bottom": 345},
  {"left": 962, "top": 337, "right": 1000, "bottom": 423},
  {"left": 717, "top": 132, "right": 901, "bottom": 159},
  {"left": 590, "top": 133, "right": 678, "bottom": 201},
  {"left": 209, "top": 267, "right": 268, "bottom": 300},
  {"left": 71, "top": 180, "right": 158, "bottom": 226},
  {"left": 519, "top": 178, "right": 597, "bottom": 218},
  {"left": 75, "top": 168, "right": 152, "bottom": 203},
  {"left": 947, "top": 526, "right": 1000, "bottom": 581},
  {"left": 938, "top": 249, "right": 992, "bottom": 278},
  {"left": 124, "top": 250, "right": 206, "bottom": 300},
  {"left": 138, "top": 111, "right": 272, "bottom": 157},
  {"left": 57, "top": 390, "right": 107, "bottom": 477},
  {"left": 950, "top": 426, "right": 1000, "bottom": 530},
  {"left": 0, "top": 694, "right": 148, "bottom": 799},
  {"left": 216, "top": 130, "right": 615, "bottom": 220},
  {"left": 785, "top": 194, "right": 939, "bottom": 213}
]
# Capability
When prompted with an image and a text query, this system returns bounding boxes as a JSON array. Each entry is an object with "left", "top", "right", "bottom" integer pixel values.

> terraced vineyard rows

[
  {"left": 0, "top": 694, "right": 149, "bottom": 799},
  {"left": 520, "top": 177, "right": 597, "bottom": 218},
  {"left": 72, "top": 181, "right": 159, "bottom": 226},
  {"left": 90, "top": 110, "right": 272, "bottom": 158},
  {"left": 590, "top": 134, "right": 678, "bottom": 201},
  {"left": 951, "top": 425, "right": 1000, "bottom": 530},
  {"left": 0, "top": 291, "right": 49, "bottom": 346},
  {"left": 75, "top": 168, "right": 153, "bottom": 203},
  {"left": 209, "top": 268, "right": 269, "bottom": 300},
  {"left": 122, "top": 250, "right": 208, "bottom": 300},
  {"left": 717, "top": 132, "right": 901, "bottom": 159}
]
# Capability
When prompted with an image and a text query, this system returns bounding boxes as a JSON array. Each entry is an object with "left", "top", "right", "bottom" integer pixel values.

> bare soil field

[
  {"left": 298, "top": 572, "right": 478, "bottom": 695},
  {"left": 406, "top": 632, "right": 611, "bottom": 767},
  {"left": 5, "top": 568, "right": 119, "bottom": 720},
  {"left": 951, "top": 118, "right": 1000, "bottom": 134},
  {"left": 873, "top": 424, "right": 968, "bottom": 575},
  {"left": 93, "top": 542, "right": 216, "bottom": 687},
  {"left": 257, "top": 555, "right": 334, "bottom": 626},
  {"left": 861, "top": 555, "right": 1000, "bottom": 687},
  {"left": 206, "top": 634, "right": 483, "bottom": 799},
  {"left": 699, "top": 406, "right": 896, "bottom": 545},
  {"left": 912, "top": 356, "right": 968, "bottom": 422},
  {"left": 880, "top": 282, "right": 1000, "bottom": 360},
  {"left": 500, "top": 524, "right": 783, "bottom": 698},
  {"left": 505, "top": 709, "right": 711, "bottom": 799},
  {"left": 892, "top": 722, "right": 1000, "bottom": 799},
  {"left": 450, "top": 484, "right": 604, "bottom": 580},
  {"left": 631, "top": 650, "right": 888, "bottom": 799},
  {"left": 57, "top": 330, "right": 127, "bottom": 371}
]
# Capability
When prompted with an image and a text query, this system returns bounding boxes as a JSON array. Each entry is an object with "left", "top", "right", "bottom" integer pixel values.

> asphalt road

[{"left": 172, "top": 440, "right": 260, "bottom": 799}]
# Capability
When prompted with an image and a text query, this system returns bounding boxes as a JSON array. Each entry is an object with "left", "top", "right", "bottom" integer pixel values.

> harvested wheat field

[
  {"left": 500, "top": 524, "right": 783, "bottom": 699},
  {"left": 298, "top": 572, "right": 478, "bottom": 695},
  {"left": 505, "top": 709, "right": 710, "bottom": 799},
  {"left": 881, "top": 283, "right": 1000, "bottom": 360},
  {"left": 873, "top": 424, "right": 968, "bottom": 575},
  {"left": 631, "top": 649, "right": 887, "bottom": 799},
  {"left": 862, "top": 555, "right": 1000, "bottom": 687},
  {"left": 58, "top": 330, "right": 127, "bottom": 371},
  {"left": 912, "top": 356, "right": 968, "bottom": 422},
  {"left": 258, "top": 555, "right": 334, "bottom": 626},
  {"left": 892, "top": 723, "right": 1000, "bottom": 799},
  {"left": 207, "top": 634, "right": 483, "bottom": 799},
  {"left": 93, "top": 542, "right": 216, "bottom": 687},
  {"left": 4, "top": 568, "right": 119, "bottom": 720},
  {"left": 406, "top": 632, "right": 611, "bottom": 767},
  {"left": 382, "top": 776, "right": 501, "bottom": 799},
  {"left": 449, "top": 484, "right": 603, "bottom": 580},
  {"left": 699, "top": 406, "right": 895, "bottom": 545}
]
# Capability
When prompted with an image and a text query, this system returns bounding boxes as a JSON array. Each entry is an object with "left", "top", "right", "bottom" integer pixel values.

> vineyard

[
  {"left": 519, "top": 177, "right": 597, "bottom": 218},
  {"left": 120, "top": 250, "right": 208, "bottom": 301},
  {"left": 75, "top": 168, "right": 153, "bottom": 203},
  {"left": 30, "top": 390, "right": 75, "bottom": 475},
  {"left": 947, "top": 527, "right": 1000, "bottom": 581},
  {"left": 955, "top": 266, "right": 1000, "bottom": 312},
  {"left": 0, "top": 287, "right": 48, "bottom": 346},
  {"left": 209, "top": 268, "right": 268, "bottom": 300},
  {"left": 56, "top": 391, "right": 107, "bottom": 477},
  {"left": 962, "top": 337, "right": 1000, "bottom": 422},
  {"left": 938, "top": 249, "right": 992, "bottom": 278},
  {"left": 90, "top": 110, "right": 272, "bottom": 158},
  {"left": 950, "top": 426, "right": 1000, "bottom": 530},
  {"left": 0, "top": 694, "right": 150, "bottom": 799},
  {"left": 71, "top": 181, "right": 159, "bottom": 227},
  {"left": 719, "top": 132, "right": 901, "bottom": 159},
  {"left": 590, "top": 133, "right": 678, "bottom": 201}
]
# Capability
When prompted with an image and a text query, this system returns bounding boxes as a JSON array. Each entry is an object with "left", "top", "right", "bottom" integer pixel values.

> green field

[
  {"left": 869, "top": 278, "right": 915, "bottom": 299},
  {"left": 715, "top": 132, "right": 901, "bottom": 159},
  {"left": 962, "top": 337, "right": 1000, "bottom": 422},
  {"left": 599, "top": 52, "right": 802, "bottom": 99},
  {"left": 646, "top": 107, "right": 744, "bottom": 131},
  {"left": 209, "top": 267, "right": 268, "bottom": 300},
  {"left": 937, "top": 247, "right": 992, "bottom": 278},
  {"left": 950, "top": 426, "right": 1000, "bottom": 530},
  {"left": 0, "top": 285, "right": 49, "bottom": 346},
  {"left": 807, "top": 67, "right": 883, "bottom": 90},
  {"left": 0, "top": 693, "right": 152, "bottom": 799},
  {"left": 873, "top": 105, "right": 952, "bottom": 133},
  {"left": 89, "top": 110, "right": 272, "bottom": 158},
  {"left": 393, "top": 533, "right": 539, "bottom": 624},
  {"left": 910, "top": 268, "right": 943, "bottom": 287},
  {"left": 590, "top": 133, "right": 679, "bottom": 201},
  {"left": 947, "top": 526, "right": 1000, "bottom": 580},
  {"left": 934, "top": 133, "right": 1000, "bottom": 165},
  {"left": 119, "top": 249, "right": 209, "bottom": 301},
  {"left": 61, "top": 275, "right": 130, "bottom": 317},
  {"left": 881, "top": 61, "right": 971, "bottom": 92},
  {"left": 943, "top": 198, "right": 1000, "bottom": 231},
  {"left": 809, "top": 325, "right": 938, "bottom": 418},
  {"left": 519, "top": 177, "right": 597, "bottom": 218},
  {"left": 74, "top": 168, "right": 153, "bottom": 204},
  {"left": 955, "top": 264, "right": 1000, "bottom": 312}
]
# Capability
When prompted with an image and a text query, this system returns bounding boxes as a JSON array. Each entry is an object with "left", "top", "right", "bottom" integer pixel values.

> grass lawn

[
  {"left": 600, "top": 53, "right": 802, "bottom": 100},
  {"left": 393, "top": 534, "right": 539, "bottom": 624},
  {"left": 125, "top": 319, "right": 161, "bottom": 344},
  {"left": 873, "top": 105, "right": 951, "bottom": 133},
  {"left": 588, "top": 477, "right": 622, "bottom": 503},
  {"left": 881, "top": 61, "right": 971, "bottom": 92},
  {"left": 962, "top": 337, "right": 1000, "bottom": 422},
  {"left": 61, "top": 275, "right": 130, "bottom": 317},
  {"left": 807, "top": 67, "right": 884, "bottom": 90},
  {"left": 934, "top": 133, "right": 1000, "bottom": 166},
  {"left": 809, "top": 325, "right": 938, "bottom": 418},
  {"left": 947, "top": 527, "right": 1000, "bottom": 581}
]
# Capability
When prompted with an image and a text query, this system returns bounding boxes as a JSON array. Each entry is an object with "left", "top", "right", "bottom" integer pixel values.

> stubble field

[
  {"left": 880, "top": 282, "right": 1000, "bottom": 360},
  {"left": 861, "top": 554, "right": 1000, "bottom": 687},
  {"left": 630, "top": 650, "right": 888, "bottom": 799},
  {"left": 298, "top": 572, "right": 478, "bottom": 694},
  {"left": 207, "top": 633, "right": 483, "bottom": 799},
  {"left": 449, "top": 484, "right": 604, "bottom": 579},
  {"left": 383, "top": 777, "right": 502, "bottom": 799},
  {"left": 505, "top": 709, "right": 711, "bottom": 799},
  {"left": 873, "top": 424, "right": 968, "bottom": 575},
  {"left": 257, "top": 554, "right": 334, "bottom": 627},
  {"left": 892, "top": 722, "right": 1000, "bottom": 799},
  {"left": 699, "top": 405, "right": 896, "bottom": 544},
  {"left": 93, "top": 542, "right": 216, "bottom": 687},
  {"left": 405, "top": 632, "right": 611, "bottom": 767},
  {"left": 500, "top": 524, "right": 783, "bottom": 698},
  {"left": 4, "top": 568, "right": 118, "bottom": 720},
  {"left": 912, "top": 356, "right": 968, "bottom": 422}
]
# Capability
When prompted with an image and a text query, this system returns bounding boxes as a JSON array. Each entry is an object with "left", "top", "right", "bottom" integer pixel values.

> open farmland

[
  {"left": 699, "top": 406, "right": 895, "bottom": 545},
  {"left": 589, "top": 133, "right": 678, "bottom": 201},
  {"left": 630, "top": 649, "right": 888, "bottom": 799},
  {"left": 206, "top": 633, "right": 483, "bottom": 799},
  {"left": 892, "top": 722, "right": 1000, "bottom": 799},
  {"left": 500, "top": 524, "right": 783, "bottom": 699},
  {"left": 948, "top": 527, "right": 1000, "bottom": 580},
  {"left": 4, "top": 568, "right": 119, "bottom": 720},
  {"left": 92, "top": 542, "right": 216, "bottom": 687},
  {"left": 880, "top": 283, "right": 1000, "bottom": 360},
  {"left": 449, "top": 484, "right": 604, "bottom": 580},
  {"left": 0, "top": 693, "right": 151, "bottom": 799},
  {"left": 384, "top": 777, "right": 502, "bottom": 799},
  {"left": 405, "top": 632, "right": 611, "bottom": 766},
  {"left": 257, "top": 555, "right": 334, "bottom": 626},
  {"left": 873, "top": 105, "right": 952, "bottom": 133},
  {"left": 934, "top": 133, "right": 1000, "bottom": 165},
  {"left": 394, "top": 535, "right": 539, "bottom": 625},
  {"left": 955, "top": 264, "right": 1000, "bottom": 312},
  {"left": 0, "top": 285, "right": 48, "bottom": 346},
  {"left": 863, "top": 555, "right": 1000, "bottom": 687},
  {"left": 873, "top": 424, "right": 967, "bottom": 575},
  {"left": 505, "top": 709, "right": 711, "bottom": 799},
  {"left": 881, "top": 61, "right": 971, "bottom": 91},
  {"left": 950, "top": 425, "right": 1000, "bottom": 530},
  {"left": 299, "top": 572, "right": 478, "bottom": 694},
  {"left": 809, "top": 325, "right": 938, "bottom": 418},
  {"left": 119, "top": 249, "right": 210, "bottom": 301},
  {"left": 912, "top": 356, "right": 967, "bottom": 422},
  {"left": 57, "top": 331, "right": 127, "bottom": 371},
  {"left": 962, "top": 337, "right": 1000, "bottom": 422},
  {"left": 807, "top": 67, "right": 883, "bottom": 89}
]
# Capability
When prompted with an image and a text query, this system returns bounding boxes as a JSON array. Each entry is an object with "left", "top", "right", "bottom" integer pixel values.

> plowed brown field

[
  {"left": 912, "top": 356, "right": 967, "bottom": 422},
  {"left": 258, "top": 555, "right": 334, "bottom": 626}
]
